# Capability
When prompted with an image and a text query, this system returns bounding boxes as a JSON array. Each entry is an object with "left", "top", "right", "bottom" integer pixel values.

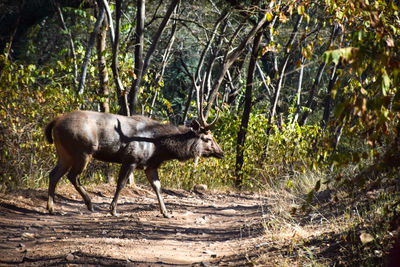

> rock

[
  {"left": 222, "top": 209, "right": 236, "bottom": 215},
  {"left": 203, "top": 250, "right": 217, "bottom": 258},
  {"left": 66, "top": 253, "right": 74, "bottom": 261},
  {"left": 195, "top": 216, "right": 207, "bottom": 224},
  {"left": 22, "top": 232, "right": 35, "bottom": 239},
  {"left": 194, "top": 184, "right": 208, "bottom": 192}
]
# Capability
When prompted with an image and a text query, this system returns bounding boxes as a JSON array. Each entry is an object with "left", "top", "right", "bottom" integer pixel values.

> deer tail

[{"left": 45, "top": 119, "right": 57, "bottom": 144}]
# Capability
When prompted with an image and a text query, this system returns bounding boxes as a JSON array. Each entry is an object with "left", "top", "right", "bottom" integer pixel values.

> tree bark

[
  {"left": 204, "top": 11, "right": 269, "bottom": 119},
  {"left": 298, "top": 24, "right": 338, "bottom": 126},
  {"left": 77, "top": 1, "right": 105, "bottom": 95},
  {"left": 111, "top": 0, "right": 129, "bottom": 115},
  {"left": 292, "top": 55, "right": 304, "bottom": 126},
  {"left": 129, "top": 0, "right": 145, "bottom": 115},
  {"left": 322, "top": 63, "right": 339, "bottom": 128},
  {"left": 56, "top": 4, "right": 78, "bottom": 88},
  {"left": 128, "top": 0, "right": 179, "bottom": 115},
  {"left": 235, "top": 31, "right": 262, "bottom": 187},
  {"left": 97, "top": 13, "right": 109, "bottom": 113},
  {"left": 270, "top": 15, "right": 302, "bottom": 122}
]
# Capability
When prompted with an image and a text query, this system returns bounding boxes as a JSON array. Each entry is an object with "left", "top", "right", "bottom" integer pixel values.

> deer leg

[
  {"left": 145, "top": 168, "right": 171, "bottom": 218},
  {"left": 110, "top": 163, "right": 135, "bottom": 217},
  {"left": 47, "top": 161, "right": 69, "bottom": 214},
  {"left": 67, "top": 156, "right": 93, "bottom": 211}
]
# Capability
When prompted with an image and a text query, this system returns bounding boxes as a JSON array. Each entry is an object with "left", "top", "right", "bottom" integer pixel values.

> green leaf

[
  {"left": 266, "top": 12, "right": 273, "bottom": 22},
  {"left": 382, "top": 70, "right": 390, "bottom": 96},
  {"left": 322, "top": 47, "right": 357, "bottom": 65}
]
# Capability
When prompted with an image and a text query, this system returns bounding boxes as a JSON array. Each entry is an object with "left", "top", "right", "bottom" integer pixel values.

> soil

[{"left": 0, "top": 183, "right": 267, "bottom": 266}]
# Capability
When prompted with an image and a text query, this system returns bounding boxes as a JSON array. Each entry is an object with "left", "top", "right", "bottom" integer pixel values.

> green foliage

[
  {"left": 0, "top": 55, "right": 80, "bottom": 188},
  {"left": 323, "top": 0, "right": 400, "bottom": 191},
  {"left": 153, "top": 109, "right": 326, "bottom": 191}
]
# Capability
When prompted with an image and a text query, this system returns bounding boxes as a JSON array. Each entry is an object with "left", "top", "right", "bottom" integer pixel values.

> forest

[{"left": 0, "top": 0, "right": 400, "bottom": 265}]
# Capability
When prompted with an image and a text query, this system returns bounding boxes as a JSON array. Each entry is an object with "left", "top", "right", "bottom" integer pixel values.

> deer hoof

[
  {"left": 47, "top": 205, "right": 55, "bottom": 215},
  {"left": 111, "top": 210, "right": 119, "bottom": 217},
  {"left": 163, "top": 212, "right": 172, "bottom": 219}
]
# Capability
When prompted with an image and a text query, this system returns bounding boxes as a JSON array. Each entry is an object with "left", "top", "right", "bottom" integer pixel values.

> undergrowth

[{"left": 253, "top": 175, "right": 400, "bottom": 266}]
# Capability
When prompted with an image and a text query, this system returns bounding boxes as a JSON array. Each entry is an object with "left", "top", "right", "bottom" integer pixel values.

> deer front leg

[
  {"left": 145, "top": 168, "right": 171, "bottom": 218},
  {"left": 110, "top": 163, "right": 135, "bottom": 217}
]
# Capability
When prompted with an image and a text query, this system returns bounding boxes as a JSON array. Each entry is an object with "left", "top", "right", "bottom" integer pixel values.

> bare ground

[{"left": 0, "top": 183, "right": 268, "bottom": 266}]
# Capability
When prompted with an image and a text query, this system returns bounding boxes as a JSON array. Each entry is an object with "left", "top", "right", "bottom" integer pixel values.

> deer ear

[{"left": 190, "top": 120, "right": 201, "bottom": 132}]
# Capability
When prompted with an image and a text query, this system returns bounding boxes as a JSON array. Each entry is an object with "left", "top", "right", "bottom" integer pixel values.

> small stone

[
  {"left": 66, "top": 253, "right": 74, "bottom": 261},
  {"left": 203, "top": 250, "right": 217, "bottom": 258},
  {"left": 195, "top": 216, "right": 207, "bottom": 224},
  {"left": 22, "top": 232, "right": 35, "bottom": 239},
  {"left": 194, "top": 184, "right": 208, "bottom": 192}
]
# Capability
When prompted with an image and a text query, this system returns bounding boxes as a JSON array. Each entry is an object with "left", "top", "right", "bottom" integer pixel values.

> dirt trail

[{"left": 0, "top": 184, "right": 267, "bottom": 266}]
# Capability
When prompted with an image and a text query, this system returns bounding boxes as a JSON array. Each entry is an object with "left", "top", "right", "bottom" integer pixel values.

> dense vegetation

[{"left": 1, "top": 0, "right": 399, "bottom": 264}]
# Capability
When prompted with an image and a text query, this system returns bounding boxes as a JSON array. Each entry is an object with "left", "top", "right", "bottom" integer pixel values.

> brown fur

[{"left": 45, "top": 110, "right": 223, "bottom": 218}]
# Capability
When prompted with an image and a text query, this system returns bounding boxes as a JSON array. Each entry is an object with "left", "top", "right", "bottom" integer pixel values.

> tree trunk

[
  {"left": 270, "top": 15, "right": 302, "bottom": 121},
  {"left": 322, "top": 63, "right": 339, "bottom": 128},
  {"left": 57, "top": 4, "right": 78, "bottom": 88},
  {"left": 204, "top": 12, "right": 269, "bottom": 119},
  {"left": 261, "top": 15, "right": 303, "bottom": 161},
  {"left": 298, "top": 24, "right": 339, "bottom": 126},
  {"left": 5, "top": 0, "right": 24, "bottom": 60},
  {"left": 128, "top": 0, "right": 179, "bottom": 115},
  {"left": 97, "top": 14, "right": 109, "bottom": 113},
  {"left": 235, "top": 31, "right": 262, "bottom": 187},
  {"left": 111, "top": 0, "right": 129, "bottom": 115},
  {"left": 129, "top": 0, "right": 145, "bottom": 115},
  {"left": 292, "top": 55, "right": 304, "bottom": 126},
  {"left": 77, "top": 1, "right": 105, "bottom": 95}
]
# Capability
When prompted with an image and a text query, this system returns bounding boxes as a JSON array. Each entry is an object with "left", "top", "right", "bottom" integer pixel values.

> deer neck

[{"left": 160, "top": 130, "right": 198, "bottom": 161}]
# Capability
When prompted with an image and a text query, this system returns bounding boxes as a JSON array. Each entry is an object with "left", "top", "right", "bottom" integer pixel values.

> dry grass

[{"left": 249, "top": 177, "right": 400, "bottom": 266}]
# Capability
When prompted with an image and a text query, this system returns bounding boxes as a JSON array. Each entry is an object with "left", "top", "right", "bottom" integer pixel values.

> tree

[
  {"left": 235, "top": 31, "right": 262, "bottom": 186},
  {"left": 0, "top": 0, "right": 95, "bottom": 58}
]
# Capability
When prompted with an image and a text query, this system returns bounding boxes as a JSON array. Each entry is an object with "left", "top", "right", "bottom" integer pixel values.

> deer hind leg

[
  {"left": 145, "top": 168, "right": 171, "bottom": 218},
  {"left": 110, "top": 163, "right": 135, "bottom": 217},
  {"left": 67, "top": 155, "right": 93, "bottom": 212},
  {"left": 47, "top": 161, "right": 69, "bottom": 214}
]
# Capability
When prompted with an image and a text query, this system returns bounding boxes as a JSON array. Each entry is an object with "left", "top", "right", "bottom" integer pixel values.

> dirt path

[{"left": 0, "top": 184, "right": 267, "bottom": 266}]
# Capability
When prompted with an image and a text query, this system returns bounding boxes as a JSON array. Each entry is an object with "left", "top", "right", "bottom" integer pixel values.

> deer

[{"left": 44, "top": 80, "right": 223, "bottom": 218}]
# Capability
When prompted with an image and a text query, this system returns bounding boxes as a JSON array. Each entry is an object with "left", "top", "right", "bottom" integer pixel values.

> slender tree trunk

[
  {"left": 5, "top": 0, "right": 24, "bottom": 60},
  {"left": 129, "top": 0, "right": 145, "bottom": 115},
  {"left": 57, "top": 4, "right": 78, "bottom": 89},
  {"left": 204, "top": 12, "right": 269, "bottom": 119},
  {"left": 292, "top": 55, "right": 304, "bottom": 126},
  {"left": 128, "top": 0, "right": 179, "bottom": 115},
  {"left": 111, "top": 0, "right": 129, "bottom": 115},
  {"left": 298, "top": 24, "right": 338, "bottom": 126},
  {"left": 77, "top": 1, "right": 105, "bottom": 95},
  {"left": 322, "top": 63, "right": 339, "bottom": 128},
  {"left": 97, "top": 16, "right": 109, "bottom": 113},
  {"left": 270, "top": 15, "right": 302, "bottom": 121},
  {"left": 235, "top": 32, "right": 262, "bottom": 187},
  {"left": 261, "top": 15, "right": 303, "bottom": 161}
]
